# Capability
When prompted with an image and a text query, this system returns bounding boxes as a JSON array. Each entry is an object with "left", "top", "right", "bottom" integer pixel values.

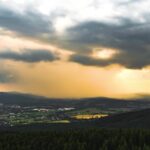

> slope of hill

[{"left": 96, "top": 108, "right": 150, "bottom": 128}]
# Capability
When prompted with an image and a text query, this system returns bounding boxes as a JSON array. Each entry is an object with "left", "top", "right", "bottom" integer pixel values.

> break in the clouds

[{"left": 0, "top": 49, "right": 59, "bottom": 63}]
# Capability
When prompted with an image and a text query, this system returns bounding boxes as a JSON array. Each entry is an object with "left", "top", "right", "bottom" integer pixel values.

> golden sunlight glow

[
  {"left": 0, "top": 34, "right": 149, "bottom": 99},
  {"left": 117, "top": 68, "right": 150, "bottom": 95},
  {"left": 73, "top": 114, "right": 108, "bottom": 120},
  {"left": 92, "top": 48, "right": 117, "bottom": 59}
]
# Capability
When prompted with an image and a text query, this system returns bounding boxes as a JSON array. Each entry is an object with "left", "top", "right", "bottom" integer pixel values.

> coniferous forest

[{"left": 0, "top": 129, "right": 150, "bottom": 150}]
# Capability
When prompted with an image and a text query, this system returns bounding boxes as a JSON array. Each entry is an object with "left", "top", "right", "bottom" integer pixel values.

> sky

[{"left": 0, "top": 0, "right": 150, "bottom": 98}]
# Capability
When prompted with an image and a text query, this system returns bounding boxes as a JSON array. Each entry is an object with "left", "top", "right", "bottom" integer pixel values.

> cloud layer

[
  {"left": 0, "top": 6, "right": 53, "bottom": 38},
  {"left": 0, "top": 49, "right": 59, "bottom": 63},
  {"left": 0, "top": 2, "right": 150, "bottom": 68},
  {"left": 67, "top": 20, "right": 150, "bottom": 68}
]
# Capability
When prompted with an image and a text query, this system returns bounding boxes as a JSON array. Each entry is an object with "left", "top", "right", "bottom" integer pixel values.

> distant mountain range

[{"left": 0, "top": 92, "right": 150, "bottom": 110}]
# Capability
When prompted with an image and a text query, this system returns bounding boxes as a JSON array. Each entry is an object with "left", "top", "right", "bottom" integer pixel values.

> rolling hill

[{"left": 96, "top": 108, "right": 150, "bottom": 128}]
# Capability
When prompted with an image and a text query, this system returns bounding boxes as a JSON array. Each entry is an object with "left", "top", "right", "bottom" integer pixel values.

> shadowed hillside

[{"left": 96, "top": 108, "right": 150, "bottom": 128}]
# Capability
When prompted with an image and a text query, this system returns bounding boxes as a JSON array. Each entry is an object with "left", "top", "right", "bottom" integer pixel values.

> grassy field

[{"left": 73, "top": 114, "right": 108, "bottom": 120}]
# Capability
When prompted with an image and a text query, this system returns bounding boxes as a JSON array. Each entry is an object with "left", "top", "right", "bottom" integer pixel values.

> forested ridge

[{"left": 0, "top": 129, "right": 150, "bottom": 150}]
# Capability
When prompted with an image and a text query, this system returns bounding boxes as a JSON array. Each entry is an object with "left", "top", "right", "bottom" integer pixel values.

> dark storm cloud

[
  {"left": 70, "top": 51, "right": 150, "bottom": 69},
  {"left": 0, "top": 6, "right": 53, "bottom": 37},
  {"left": 66, "top": 19, "right": 149, "bottom": 52},
  {"left": 0, "top": 49, "right": 59, "bottom": 63},
  {"left": 70, "top": 54, "right": 110, "bottom": 67},
  {"left": 67, "top": 20, "right": 150, "bottom": 69}
]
